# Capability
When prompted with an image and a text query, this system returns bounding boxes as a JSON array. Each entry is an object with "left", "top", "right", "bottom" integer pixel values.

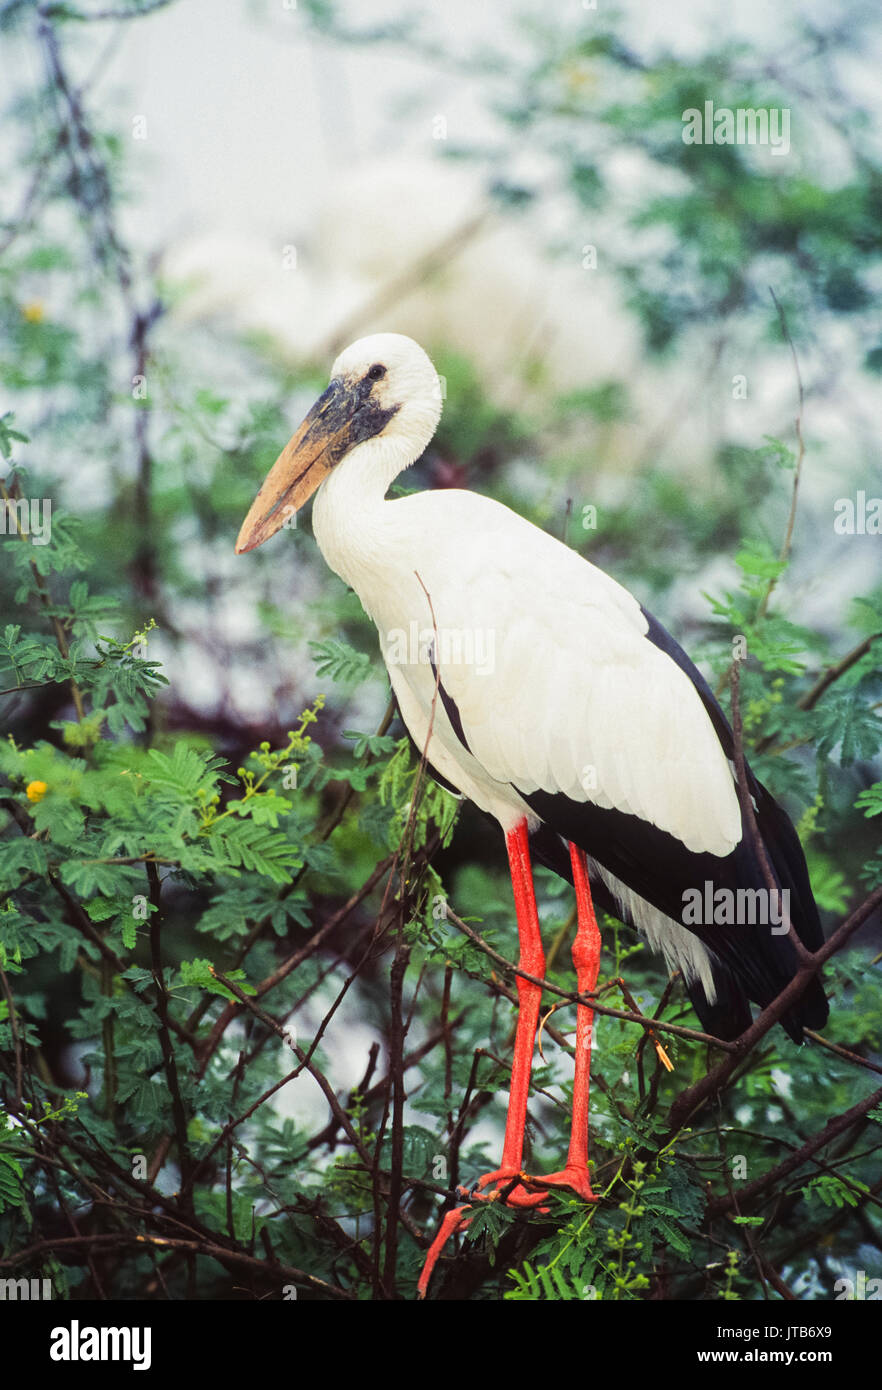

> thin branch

[
  {"left": 40, "top": 0, "right": 177, "bottom": 18},
  {"left": 756, "top": 290, "right": 805, "bottom": 621},
  {"left": 205, "top": 969, "right": 374, "bottom": 1171},
  {"left": 706, "top": 1083, "right": 882, "bottom": 1218},
  {"left": 0, "top": 476, "right": 85, "bottom": 720},
  {"left": 755, "top": 630, "right": 882, "bottom": 756},
  {"left": 146, "top": 861, "right": 193, "bottom": 1210},
  {"left": 383, "top": 939, "right": 410, "bottom": 1294},
  {"left": 378, "top": 568, "right": 442, "bottom": 1294},
  {"left": 45, "top": 869, "right": 194, "bottom": 1046},
  {"left": 0, "top": 1230, "right": 353, "bottom": 1299},
  {"left": 445, "top": 904, "right": 738, "bottom": 1050},
  {"left": 802, "top": 1027, "right": 882, "bottom": 1078},
  {"left": 321, "top": 210, "right": 491, "bottom": 360},
  {"left": 668, "top": 883, "right": 882, "bottom": 1131},
  {"left": 194, "top": 852, "right": 396, "bottom": 1076},
  {"left": 795, "top": 631, "right": 882, "bottom": 712},
  {"left": 0, "top": 964, "right": 23, "bottom": 1108}
]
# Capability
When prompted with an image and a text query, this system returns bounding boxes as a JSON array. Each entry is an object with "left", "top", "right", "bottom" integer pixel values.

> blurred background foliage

[{"left": 0, "top": 0, "right": 880, "bottom": 1301}]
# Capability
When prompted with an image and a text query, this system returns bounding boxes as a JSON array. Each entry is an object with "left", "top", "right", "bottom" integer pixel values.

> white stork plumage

[{"left": 236, "top": 332, "right": 828, "bottom": 1294}]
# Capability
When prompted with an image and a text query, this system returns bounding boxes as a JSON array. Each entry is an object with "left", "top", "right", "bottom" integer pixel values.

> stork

[{"left": 236, "top": 332, "right": 828, "bottom": 1296}]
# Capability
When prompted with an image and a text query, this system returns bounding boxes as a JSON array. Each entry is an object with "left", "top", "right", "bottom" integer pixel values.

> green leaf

[
  {"left": 204, "top": 818, "right": 302, "bottom": 883},
  {"left": 801, "top": 1173, "right": 868, "bottom": 1209},
  {"left": 0, "top": 412, "right": 29, "bottom": 459},
  {"left": 0, "top": 1152, "right": 27, "bottom": 1213},
  {"left": 145, "top": 745, "right": 224, "bottom": 800},
  {"left": 855, "top": 782, "right": 882, "bottom": 818},
  {"left": 341, "top": 729, "right": 398, "bottom": 759},
  {"left": 309, "top": 638, "right": 372, "bottom": 685},
  {"left": 0, "top": 837, "right": 48, "bottom": 880},
  {"left": 177, "top": 958, "right": 256, "bottom": 1000},
  {"left": 815, "top": 690, "right": 882, "bottom": 767}
]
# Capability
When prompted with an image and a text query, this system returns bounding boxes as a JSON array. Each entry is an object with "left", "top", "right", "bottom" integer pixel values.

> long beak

[{"left": 235, "top": 378, "right": 357, "bottom": 553}]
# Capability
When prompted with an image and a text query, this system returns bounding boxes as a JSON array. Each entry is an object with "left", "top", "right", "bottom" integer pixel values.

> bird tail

[
  {"left": 528, "top": 806, "right": 829, "bottom": 1045},
  {"left": 725, "top": 780, "right": 828, "bottom": 1042}
]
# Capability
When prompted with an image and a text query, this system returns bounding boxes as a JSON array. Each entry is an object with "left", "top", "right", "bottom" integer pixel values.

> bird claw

[
  {"left": 418, "top": 1169, "right": 595, "bottom": 1294},
  {"left": 465, "top": 1164, "right": 598, "bottom": 1206},
  {"left": 520, "top": 1166, "right": 599, "bottom": 1204},
  {"left": 416, "top": 1175, "right": 552, "bottom": 1298},
  {"left": 452, "top": 1168, "right": 549, "bottom": 1208}
]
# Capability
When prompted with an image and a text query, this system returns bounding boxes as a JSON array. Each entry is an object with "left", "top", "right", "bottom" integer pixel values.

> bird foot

[
  {"left": 417, "top": 1167, "right": 597, "bottom": 1296},
  {"left": 462, "top": 1167, "right": 552, "bottom": 1208},
  {"left": 416, "top": 1173, "right": 550, "bottom": 1298},
  {"left": 519, "top": 1165, "right": 598, "bottom": 1204}
]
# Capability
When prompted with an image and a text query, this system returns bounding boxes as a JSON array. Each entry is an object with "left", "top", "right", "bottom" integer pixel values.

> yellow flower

[
  {"left": 21, "top": 302, "right": 44, "bottom": 324},
  {"left": 26, "top": 780, "right": 48, "bottom": 802}
]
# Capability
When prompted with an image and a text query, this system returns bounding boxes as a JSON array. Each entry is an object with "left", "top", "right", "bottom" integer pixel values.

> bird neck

[{"left": 311, "top": 433, "right": 413, "bottom": 607}]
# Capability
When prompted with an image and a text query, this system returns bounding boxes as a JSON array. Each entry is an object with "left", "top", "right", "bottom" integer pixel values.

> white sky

[{"left": 69, "top": 0, "right": 877, "bottom": 249}]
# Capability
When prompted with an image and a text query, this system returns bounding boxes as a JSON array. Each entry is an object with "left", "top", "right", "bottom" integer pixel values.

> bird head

[{"left": 235, "top": 333, "right": 442, "bottom": 553}]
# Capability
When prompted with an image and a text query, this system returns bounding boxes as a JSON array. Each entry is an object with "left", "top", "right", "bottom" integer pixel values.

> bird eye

[{"left": 367, "top": 364, "right": 386, "bottom": 382}]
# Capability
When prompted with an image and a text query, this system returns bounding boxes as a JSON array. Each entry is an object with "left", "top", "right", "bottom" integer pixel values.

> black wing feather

[{"left": 414, "top": 604, "right": 828, "bottom": 1043}]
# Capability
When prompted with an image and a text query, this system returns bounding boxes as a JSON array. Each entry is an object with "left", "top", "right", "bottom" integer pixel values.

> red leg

[
  {"left": 468, "top": 819, "right": 550, "bottom": 1205},
  {"left": 416, "top": 822, "right": 549, "bottom": 1295},
  {"left": 521, "top": 842, "right": 599, "bottom": 1202},
  {"left": 417, "top": 828, "right": 600, "bottom": 1296}
]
